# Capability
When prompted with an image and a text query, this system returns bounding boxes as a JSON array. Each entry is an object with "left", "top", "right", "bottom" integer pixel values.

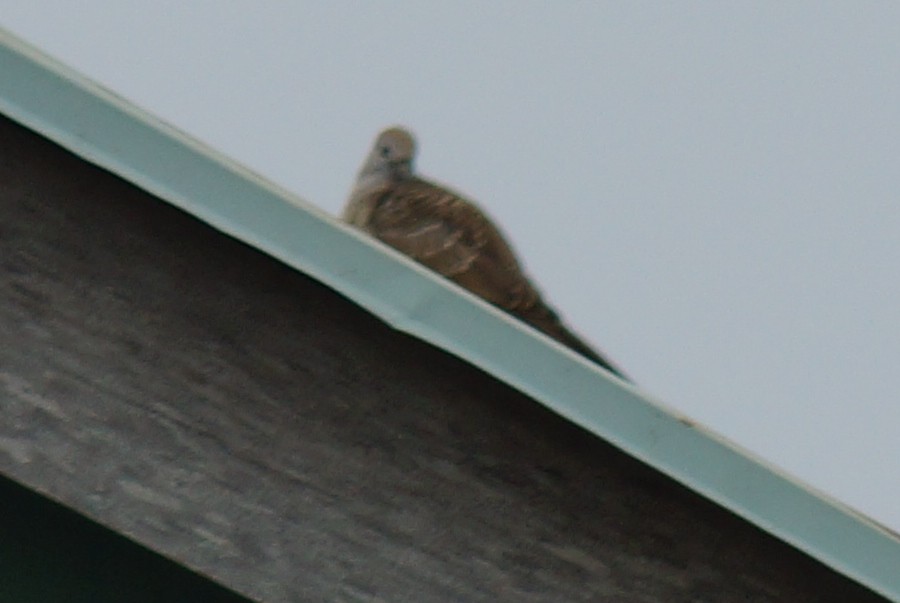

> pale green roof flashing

[{"left": 1, "top": 30, "right": 897, "bottom": 601}]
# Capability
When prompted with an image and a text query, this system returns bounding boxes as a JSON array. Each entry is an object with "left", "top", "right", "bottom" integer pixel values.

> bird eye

[{"left": 379, "top": 145, "right": 391, "bottom": 158}]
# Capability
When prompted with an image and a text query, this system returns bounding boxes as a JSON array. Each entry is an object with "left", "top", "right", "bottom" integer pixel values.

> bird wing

[
  {"left": 364, "top": 178, "right": 543, "bottom": 312},
  {"left": 357, "top": 177, "right": 630, "bottom": 380}
]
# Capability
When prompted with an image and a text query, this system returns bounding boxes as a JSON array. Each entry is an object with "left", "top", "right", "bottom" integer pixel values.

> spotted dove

[{"left": 343, "top": 126, "right": 627, "bottom": 380}]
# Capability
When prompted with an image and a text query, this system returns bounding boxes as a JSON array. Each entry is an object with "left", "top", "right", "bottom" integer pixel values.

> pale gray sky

[{"left": 2, "top": 2, "right": 898, "bottom": 532}]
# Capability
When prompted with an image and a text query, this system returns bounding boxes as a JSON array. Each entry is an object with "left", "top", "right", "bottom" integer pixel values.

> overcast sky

[{"left": 1, "top": 2, "right": 898, "bottom": 533}]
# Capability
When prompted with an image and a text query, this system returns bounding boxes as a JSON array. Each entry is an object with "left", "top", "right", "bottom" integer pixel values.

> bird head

[{"left": 358, "top": 126, "right": 416, "bottom": 180}]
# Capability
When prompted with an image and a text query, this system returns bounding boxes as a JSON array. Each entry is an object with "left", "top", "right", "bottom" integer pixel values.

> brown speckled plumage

[{"left": 343, "top": 127, "right": 627, "bottom": 380}]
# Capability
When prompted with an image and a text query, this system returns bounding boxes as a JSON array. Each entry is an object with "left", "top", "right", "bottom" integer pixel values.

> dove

[{"left": 343, "top": 126, "right": 628, "bottom": 381}]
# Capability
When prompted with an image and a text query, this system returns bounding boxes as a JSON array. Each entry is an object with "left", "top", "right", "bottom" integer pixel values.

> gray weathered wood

[{"left": 0, "top": 115, "right": 886, "bottom": 602}]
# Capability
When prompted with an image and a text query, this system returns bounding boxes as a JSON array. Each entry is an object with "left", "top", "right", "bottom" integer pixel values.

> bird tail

[
  {"left": 551, "top": 324, "right": 630, "bottom": 381},
  {"left": 515, "top": 303, "right": 630, "bottom": 382}
]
